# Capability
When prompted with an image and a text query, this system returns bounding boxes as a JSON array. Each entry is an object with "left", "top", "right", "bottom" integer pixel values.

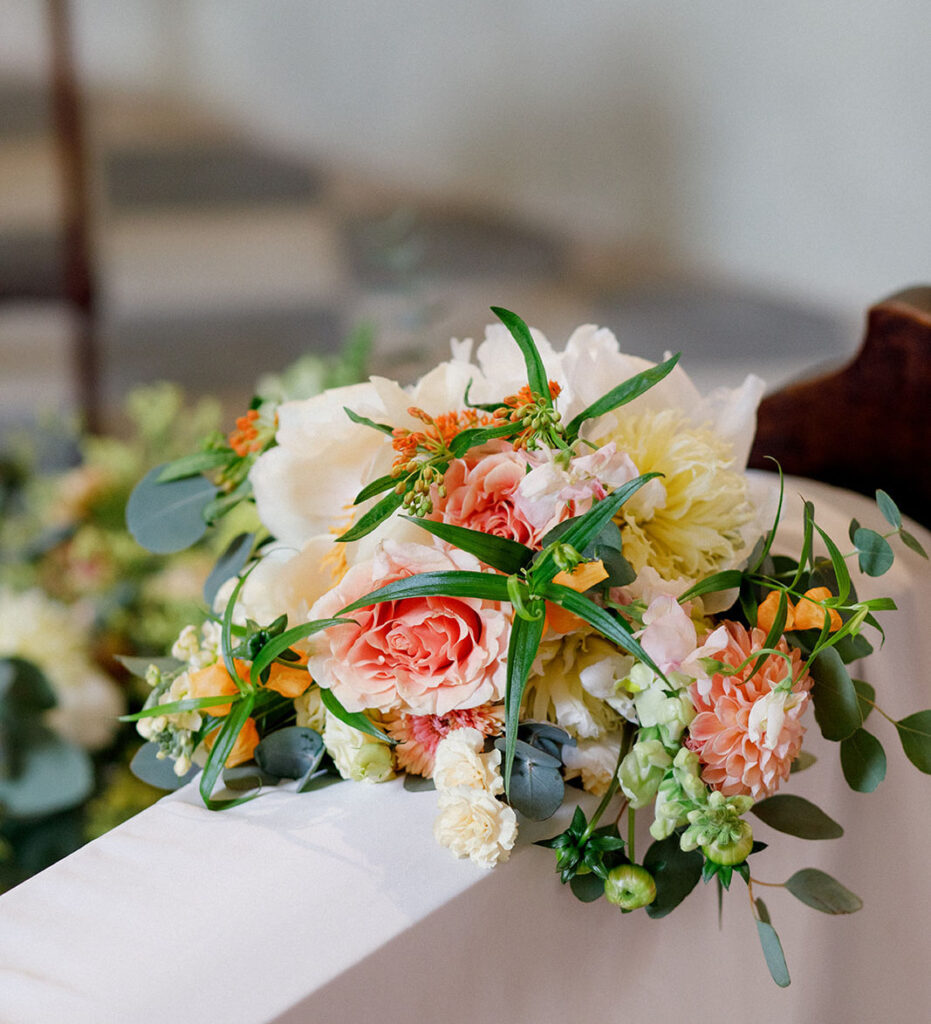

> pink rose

[
  {"left": 431, "top": 442, "right": 538, "bottom": 545},
  {"left": 307, "top": 541, "right": 510, "bottom": 716}
]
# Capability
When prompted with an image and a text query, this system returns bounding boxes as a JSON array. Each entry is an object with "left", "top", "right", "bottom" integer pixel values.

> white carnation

[
  {"left": 433, "top": 787, "right": 518, "bottom": 869},
  {"left": 433, "top": 727, "right": 503, "bottom": 794}
]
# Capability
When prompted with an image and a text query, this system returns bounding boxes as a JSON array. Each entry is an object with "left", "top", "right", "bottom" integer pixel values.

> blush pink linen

[
  {"left": 307, "top": 541, "right": 510, "bottom": 717},
  {"left": 686, "top": 621, "right": 812, "bottom": 800}
]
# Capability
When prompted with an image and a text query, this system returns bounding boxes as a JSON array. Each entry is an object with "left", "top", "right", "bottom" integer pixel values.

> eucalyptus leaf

[
  {"left": 404, "top": 516, "right": 532, "bottom": 574},
  {"left": 505, "top": 757, "right": 565, "bottom": 820},
  {"left": 848, "top": 517, "right": 861, "bottom": 545},
  {"left": 115, "top": 655, "right": 184, "bottom": 679},
  {"left": 403, "top": 773, "right": 436, "bottom": 793},
  {"left": 0, "top": 658, "right": 56, "bottom": 713},
  {"left": 126, "top": 463, "right": 215, "bottom": 554},
  {"left": 875, "top": 489, "right": 902, "bottom": 529},
  {"left": 518, "top": 722, "right": 576, "bottom": 762},
  {"left": 254, "top": 727, "right": 325, "bottom": 780},
  {"left": 840, "top": 728, "right": 887, "bottom": 792},
  {"left": 0, "top": 730, "right": 94, "bottom": 817},
  {"left": 751, "top": 794, "right": 843, "bottom": 840},
  {"left": 130, "top": 741, "right": 200, "bottom": 791},
  {"left": 808, "top": 647, "right": 862, "bottom": 741},
  {"left": 852, "top": 678, "right": 876, "bottom": 722},
  {"left": 784, "top": 868, "right": 862, "bottom": 914},
  {"left": 491, "top": 306, "right": 550, "bottom": 402},
  {"left": 789, "top": 750, "right": 817, "bottom": 774},
  {"left": 895, "top": 710, "right": 931, "bottom": 773},
  {"left": 900, "top": 528, "right": 929, "bottom": 559},
  {"left": 755, "top": 911, "right": 791, "bottom": 987},
  {"left": 570, "top": 872, "right": 605, "bottom": 902},
  {"left": 643, "top": 833, "right": 703, "bottom": 919},
  {"left": 222, "top": 764, "right": 280, "bottom": 791},
  {"left": 203, "top": 532, "right": 255, "bottom": 608},
  {"left": 156, "top": 450, "right": 231, "bottom": 482},
  {"left": 853, "top": 528, "right": 895, "bottom": 577},
  {"left": 494, "top": 736, "right": 563, "bottom": 769}
]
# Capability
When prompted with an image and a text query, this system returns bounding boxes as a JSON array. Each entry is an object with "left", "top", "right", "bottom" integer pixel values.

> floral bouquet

[{"left": 124, "top": 308, "right": 929, "bottom": 986}]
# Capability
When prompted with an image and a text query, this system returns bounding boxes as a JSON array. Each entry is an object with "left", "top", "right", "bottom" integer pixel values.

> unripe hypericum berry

[
  {"left": 604, "top": 864, "right": 657, "bottom": 909},
  {"left": 702, "top": 819, "right": 753, "bottom": 866}
]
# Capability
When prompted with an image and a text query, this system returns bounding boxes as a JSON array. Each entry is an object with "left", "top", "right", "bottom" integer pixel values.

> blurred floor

[{"left": 0, "top": 74, "right": 857, "bottom": 438}]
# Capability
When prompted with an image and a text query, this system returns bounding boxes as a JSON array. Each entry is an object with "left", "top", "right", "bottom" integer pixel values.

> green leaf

[
  {"left": 852, "top": 678, "right": 876, "bottom": 722},
  {"left": 403, "top": 773, "right": 436, "bottom": 793},
  {"left": 126, "top": 463, "right": 215, "bottom": 554},
  {"left": 895, "top": 710, "right": 931, "bottom": 773},
  {"left": 751, "top": 794, "right": 843, "bottom": 840},
  {"left": 900, "top": 528, "right": 929, "bottom": 559},
  {"left": 0, "top": 658, "right": 56, "bottom": 713},
  {"left": 848, "top": 517, "right": 861, "bottom": 545},
  {"left": 840, "top": 728, "right": 886, "bottom": 792},
  {"left": 755, "top": 905, "right": 791, "bottom": 987},
  {"left": 678, "top": 570, "right": 745, "bottom": 603},
  {"left": 157, "top": 450, "right": 231, "bottom": 482},
  {"left": 505, "top": 756, "right": 564, "bottom": 820},
  {"left": 875, "top": 489, "right": 902, "bottom": 529},
  {"left": 336, "top": 490, "right": 405, "bottom": 542},
  {"left": 404, "top": 516, "right": 532, "bottom": 574},
  {"left": 353, "top": 474, "right": 400, "bottom": 504},
  {"left": 121, "top": 695, "right": 241, "bottom": 721},
  {"left": 570, "top": 872, "right": 605, "bottom": 902},
  {"left": 503, "top": 612, "right": 546, "bottom": 794},
  {"left": 813, "top": 524, "right": 851, "bottom": 603},
  {"left": 789, "top": 501, "right": 816, "bottom": 590},
  {"left": 343, "top": 406, "right": 394, "bottom": 435},
  {"left": 853, "top": 528, "right": 895, "bottom": 577},
  {"left": 115, "top": 655, "right": 183, "bottom": 679},
  {"left": 491, "top": 307, "right": 550, "bottom": 403},
  {"left": 248, "top": 618, "right": 351, "bottom": 687},
  {"left": 543, "top": 584, "right": 665, "bottom": 679},
  {"left": 643, "top": 833, "right": 704, "bottom": 919},
  {"left": 199, "top": 694, "right": 256, "bottom": 808},
  {"left": 784, "top": 868, "right": 862, "bottom": 914},
  {"left": 790, "top": 750, "right": 817, "bottom": 773},
  {"left": 254, "top": 727, "right": 325, "bottom": 781},
  {"left": 532, "top": 473, "right": 663, "bottom": 584},
  {"left": 0, "top": 728, "right": 94, "bottom": 817},
  {"left": 203, "top": 532, "right": 255, "bottom": 608},
  {"left": 319, "top": 687, "right": 394, "bottom": 744},
  {"left": 339, "top": 570, "right": 511, "bottom": 614},
  {"left": 202, "top": 477, "right": 252, "bottom": 523},
  {"left": 448, "top": 422, "right": 517, "bottom": 456},
  {"left": 563, "top": 353, "right": 681, "bottom": 440},
  {"left": 749, "top": 460, "right": 785, "bottom": 574},
  {"left": 130, "top": 741, "right": 199, "bottom": 790},
  {"left": 808, "top": 646, "right": 862, "bottom": 741},
  {"left": 222, "top": 764, "right": 279, "bottom": 791}
]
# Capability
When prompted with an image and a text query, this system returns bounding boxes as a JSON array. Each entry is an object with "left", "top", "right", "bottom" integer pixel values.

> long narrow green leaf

[
  {"left": 491, "top": 307, "right": 550, "bottom": 403},
  {"left": 199, "top": 694, "right": 256, "bottom": 808},
  {"left": 532, "top": 473, "right": 662, "bottom": 584},
  {"left": 543, "top": 582, "right": 666, "bottom": 681},
  {"left": 221, "top": 568, "right": 253, "bottom": 694},
  {"left": 564, "top": 353, "right": 680, "bottom": 440},
  {"left": 339, "top": 570, "right": 512, "bottom": 614},
  {"left": 503, "top": 612, "right": 546, "bottom": 795},
  {"left": 790, "top": 501, "right": 816, "bottom": 590},
  {"left": 813, "top": 524, "right": 851, "bottom": 604},
  {"left": 249, "top": 617, "right": 355, "bottom": 687},
  {"left": 319, "top": 687, "right": 395, "bottom": 744},
  {"left": 157, "top": 450, "right": 231, "bottom": 482},
  {"left": 448, "top": 422, "right": 516, "bottom": 456},
  {"left": 749, "top": 458, "right": 785, "bottom": 574},
  {"left": 337, "top": 490, "right": 405, "bottom": 542},
  {"left": 404, "top": 516, "right": 532, "bottom": 574},
  {"left": 343, "top": 406, "right": 394, "bottom": 435},
  {"left": 353, "top": 474, "right": 400, "bottom": 504},
  {"left": 121, "top": 695, "right": 241, "bottom": 721},
  {"left": 679, "top": 570, "right": 745, "bottom": 602}
]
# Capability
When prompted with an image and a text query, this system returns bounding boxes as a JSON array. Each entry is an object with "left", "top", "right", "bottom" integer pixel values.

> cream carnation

[
  {"left": 307, "top": 540, "right": 510, "bottom": 716},
  {"left": 433, "top": 787, "right": 517, "bottom": 869},
  {"left": 432, "top": 727, "right": 504, "bottom": 793}
]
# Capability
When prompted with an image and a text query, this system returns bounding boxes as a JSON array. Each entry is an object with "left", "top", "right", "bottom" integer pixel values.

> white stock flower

[
  {"left": 433, "top": 727, "right": 503, "bottom": 794},
  {"left": 433, "top": 787, "right": 518, "bottom": 869},
  {"left": 322, "top": 713, "right": 394, "bottom": 783},
  {"left": 294, "top": 686, "right": 326, "bottom": 733},
  {"left": 171, "top": 620, "right": 221, "bottom": 670},
  {"left": 747, "top": 687, "right": 804, "bottom": 750}
]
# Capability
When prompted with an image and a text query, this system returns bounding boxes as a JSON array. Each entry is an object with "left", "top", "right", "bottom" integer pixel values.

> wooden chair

[{"left": 749, "top": 287, "right": 931, "bottom": 526}]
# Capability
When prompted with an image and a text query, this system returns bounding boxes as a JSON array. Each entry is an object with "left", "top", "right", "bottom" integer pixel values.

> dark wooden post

[
  {"left": 48, "top": 0, "right": 100, "bottom": 433},
  {"left": 749, "top": 287, "right": 931, "bottom": 525}
]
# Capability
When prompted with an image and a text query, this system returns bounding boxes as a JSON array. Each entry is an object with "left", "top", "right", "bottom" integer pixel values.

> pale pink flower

[
  {"left": 513, "top": 442, "right": 640, "bottom": 537},
  {"left": 431, "top": 442, "right": 537, "bottom": 545},
  {"left": 637, "top": 595, "right": 729, "bottom": 684},
  {"left": 307, "top": 541, "right": 510, "bottom": 716},
  {"left": 685, "top": 621, "right": 812, "bottom": 800},
  {"left": 385, "top": 704, "right": 504, "bottom": 778}
]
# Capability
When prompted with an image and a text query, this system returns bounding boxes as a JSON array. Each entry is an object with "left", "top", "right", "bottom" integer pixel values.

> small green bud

[
  {"left": 702, "top": 819, "right": 754, "bottom": 866},
  {"left": 604, "top": 864, "right": 657, "bottom": 909}
]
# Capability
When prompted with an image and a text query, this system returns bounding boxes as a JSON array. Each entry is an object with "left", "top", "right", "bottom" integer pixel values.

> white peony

[{"left": 433, "top": 787, "right": 518, "bottom": 869}]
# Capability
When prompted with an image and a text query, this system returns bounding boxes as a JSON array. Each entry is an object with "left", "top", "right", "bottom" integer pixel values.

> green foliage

[
  {"left": 493, "top": 737, "right": 564, "bottom": 820},
  {"left": 339, "top": 570, "right": 511, "bottom": 612},
  {"left": 784, "top": 868, "right": 862, "bottom": 914},
  {"left": 875, "top": 489, "right": 901, "bottom": 529},
  {"left": 254, "top": 727, "right": 325, "bottom": 784},
  {"left": 199, "top": 695, "right": 256, "bottom": 809},
  {"left": 808, "top": 647, "right": 862, "bottom": 742},
  {"left": 0, "top": 726, "right": 94, "bottom": 818},
  {"left": 536, "top": 805, "right": 626, "bottom": 884},
  {"left": 755, "top": 899, "right": 791, "bottom": 988},
  {"left": 502, "top": 613, "right": 546, "bottom": 795},
  {"left": 642, "top": 833, "right": 704, "bottom": 919},
  {"left": 852, "top": 528, "right": 895, "bottom": 577},
  {"left": 840, "top": 728, "right": 887, "bottom": 792},
  {"left": 751, "top": 794, "right": 843, "bottom": 840},
  {"left": 789, "top": 751, "right": 817, "bottom": 774},
  {"left": 899, "top": 528, "right": 929, "bottom": 559},
  {"left": 319, "top": 687, "right": 394, "bottom": 745},
  {"left": 491, "top": 307, "right": 551, "bottom": 403},
  {"left": 405, "top": 517, "right": 532, "bottom": 575},
  {"left": 894, "top": 710, "right": 931, "bottom": 773},
  {"left": 203, "top": 532, "right": 255, "bottom": 608},
  {"left": 130, "top": 741, "right": 198, "bottom": 791},
  {"left": 126, "top": 463, "right": 215, "bottom": 554}
]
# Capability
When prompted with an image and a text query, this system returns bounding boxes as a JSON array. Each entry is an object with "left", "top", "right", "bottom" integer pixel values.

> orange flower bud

[
  {"left": 756, "top": 590, "right": 795, "bottom": 634},
  {"left": 206, "top": 716, "right": 260, "bottom": 767},
  {"left": 187, "top": 659, "right": 248, "bottom": 717},
  {"left": 794, "top": 587, "right": 842, "bottom": 632},
  {"left": 552, "top": 559, "right": 609, "bottom": 593},
  {"left": 265, "top": 662, "right": 311, "bottom": 699}
]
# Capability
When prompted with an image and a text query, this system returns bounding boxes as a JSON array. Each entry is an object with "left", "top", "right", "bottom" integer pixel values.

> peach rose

[
  {"left": 307, "top": 541, "right": 510, "bottom": 716},
  {"left": 431, "top": 442, "right": 538, "bottom": 545}
]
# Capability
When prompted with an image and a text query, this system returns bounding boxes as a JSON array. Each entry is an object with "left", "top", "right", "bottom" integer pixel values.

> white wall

[{"left": 4, "top": 0, "right": 928, "bottom": 313}]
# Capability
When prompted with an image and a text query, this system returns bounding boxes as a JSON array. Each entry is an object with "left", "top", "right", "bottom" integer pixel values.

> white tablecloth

[{"left": 1, "top": 477, "right": 929, "bottom": 1024}]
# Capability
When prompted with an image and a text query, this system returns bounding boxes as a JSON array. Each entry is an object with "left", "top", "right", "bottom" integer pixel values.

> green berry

[{"left": 604, "top": 864, "right": 656, "bottom": 909}]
